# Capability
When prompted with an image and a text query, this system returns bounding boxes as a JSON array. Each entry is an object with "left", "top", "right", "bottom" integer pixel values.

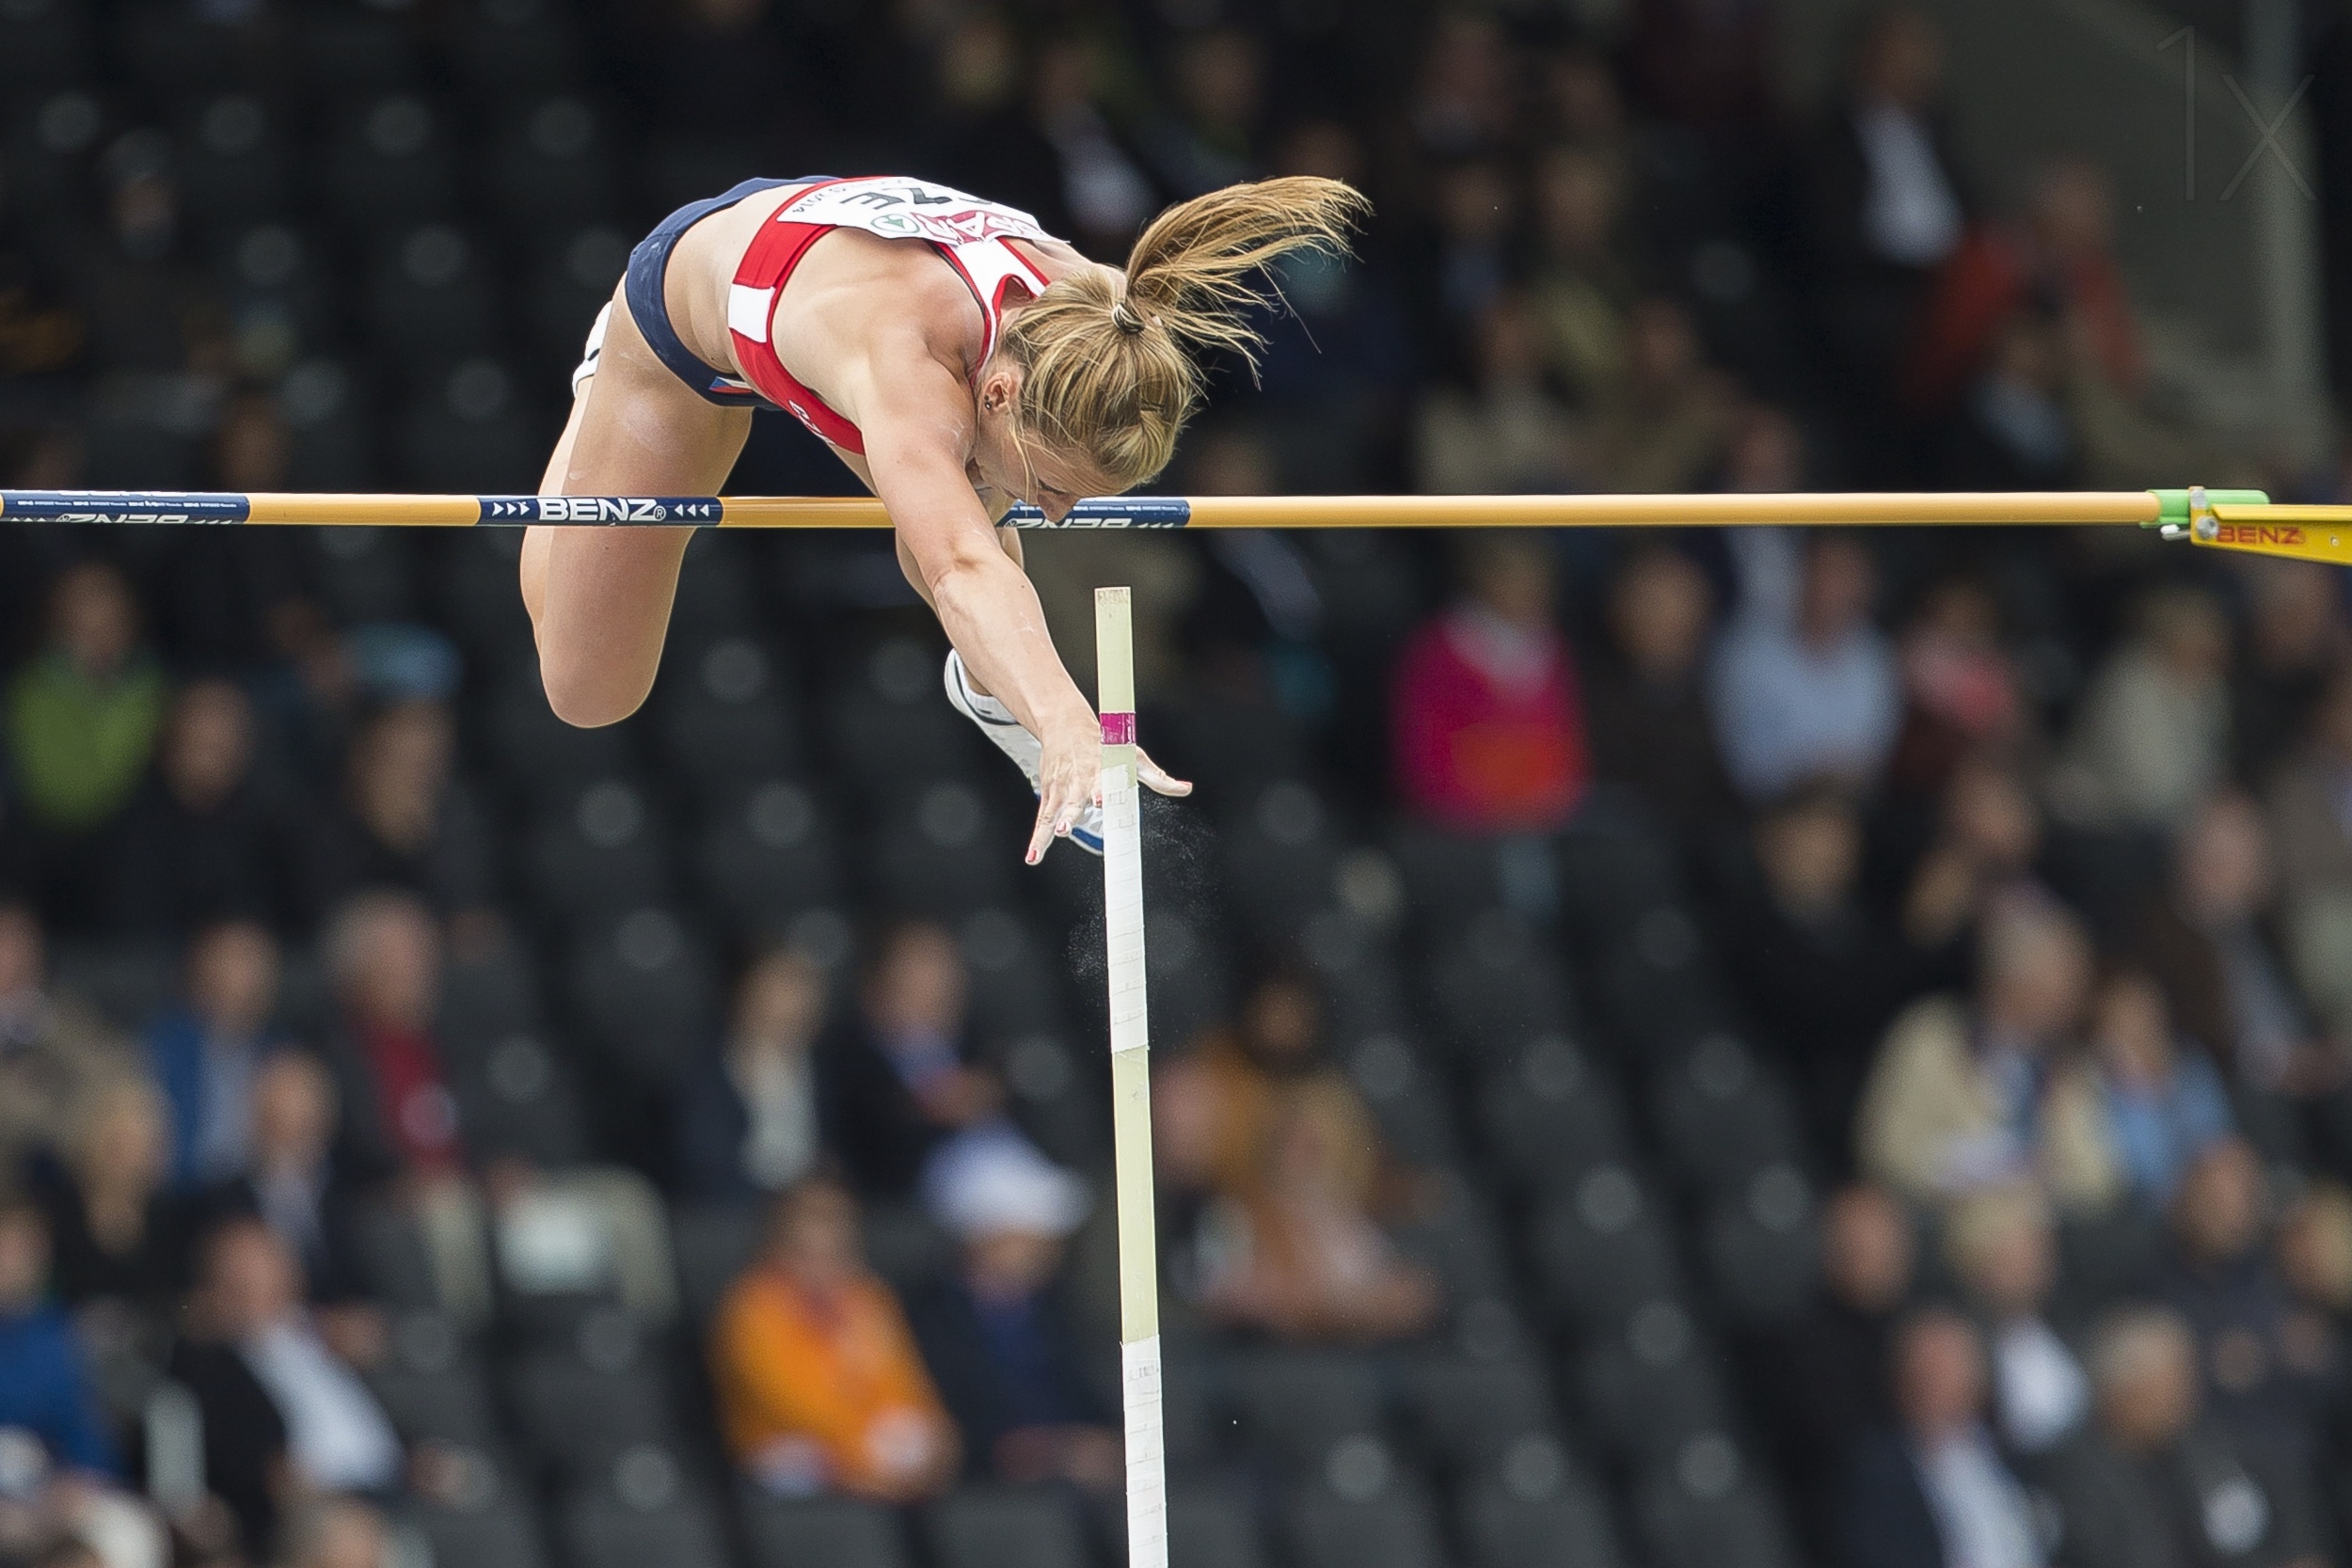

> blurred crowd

[{"left": 8, "top": 3, "right": 2352, "bottom": 1568}]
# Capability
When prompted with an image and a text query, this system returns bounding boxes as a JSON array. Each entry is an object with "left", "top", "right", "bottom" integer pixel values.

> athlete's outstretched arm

[{"left": 861, "top": 369, "right": 1100, "bottom": 863}]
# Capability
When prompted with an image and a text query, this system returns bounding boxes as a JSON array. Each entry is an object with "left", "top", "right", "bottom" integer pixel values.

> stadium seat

[
  {"left": 447, "top": 0, "right": 593, "bottom": 98},
  {"left": 691, "top": 781, "right": 846, "bottom": 939},
  {"left": 925, "top": 1486, "right": 1090, "bottom": 1568},
  {"left": 1219, "top": 781, "right": 1343, "bottom": 943},
  {"left": 521, "top": 778, "right": 676, "bottom": 929},
  {"left": 0, "top": 0, "right": 87, "bottom": 88},
  {"left": 655, "top": 659, "right": 803, "bottom": 797},
  {"left": 960, "top": 907, "right": 1070, "bottom": 1037},
  {"left": 397, "top": 362, "right": 547, "bottom": 494},
  {"left": 1281, "top": 1484, "right": 1450, "bottom": 1568},
  {"left": 449, "top": 1028, "right": 593, "bottom": 1168},
  {"left": 561, "top": 1481, "right": 733, "bottom": 1568},
  {"left": 1457, "top": 1478, "right": 1622, "bottom": 1568},
  {"left": 1156, "top": 694, "right": 1314, "bottom": 800},
  {"left": 1573, "top": 1321, "right": 1737, "bottom": 1468},
  {"left": 1231, "top": 1350, "right": 1388, "bottom": 1478},
  {"left": 1391, "top": 1178, "right": 1514, "bottom": 1302},
  {"left": 438, "top": 946, "right": 548, "bottom": 1060},
  {"left": 509, "top": 1356, "right": 679, "bottom": 1484},
  {"left": 320, "top": 95, "right": 459, "bottom": 237},
  {"left": 1527, "top": 1166, "right": 1686, "bottom": 1334},
  {"left": 1476, "top": 1036, "right": 1630, "bottom": 1195},
  {"left": 409, "top": 1496, "right": 549, "bottom": 1568},
  {"left": 740, "top": 1491, "right": 909, "bottom": 1568},
  {"left": 482, "top": 97, "right": 620, "bottom": 231},
  {"left": 867, "top": 783, "right": 1021, "bottom": 916},
  {"left": 524, "top": 226, "right": 632, "bottom": 373},
  {"left": 1647, "top": 1035, "right": 1805, "bottom": 1196},
  {"left": 117, "top": 5, "right": 268, "bottom": 94},
  {"left": 670, "top": 1204, "right": 762, "bottom": 1329},
  {"left": 1344, "top": 1031, "right": 1457, "bottom": 1166},
  {"left": 564, "top": 911, "right": 720, "bottom": 1085},
  {"left": 1699, "top": 1165, "right": 1820, "bottom": 1328},
  {"left": 288, "top": 8, "right": 424, "bottom": 100},
  {"left": 1406, "top": 1354, "right": 1564, "bottom": 1481},
  {"left": 173, "top": 93, "right": 290, "bottom": 228},
  {"left": 826, "top": 637, "right": 981, "bottom": 796},
  {"left": 481, "top": 671, "right": 643, "bottom": 809},
  {"left": 1168, "top": 1483, "right": 1263, "bottom": 1568},
  {"left": 367, "top": 225, "right": 501, "bottom": 369},
  {"left": 1420, "top": 911, "right": 1574, "bottom": 1065},
  {"left": 1632, "top": 1445, "right": 1795, "bottom": 1568},
  {"left": 436, "top": 531, "right": 538, "bottom": 663}
]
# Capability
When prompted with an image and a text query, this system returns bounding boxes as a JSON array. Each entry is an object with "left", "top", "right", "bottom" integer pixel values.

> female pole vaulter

[{"left": 524, "top": 172, "right": 1363, "bottom": 863}]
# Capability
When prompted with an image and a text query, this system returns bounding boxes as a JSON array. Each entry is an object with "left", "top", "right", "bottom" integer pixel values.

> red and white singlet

[{"left": 721, "top": 176, "right": 1059, "bottom": 454}]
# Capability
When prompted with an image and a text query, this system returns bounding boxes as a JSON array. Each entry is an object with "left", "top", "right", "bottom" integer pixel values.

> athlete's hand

[
  {"left": 1028, "top": 717, "right": 1103, "bottom": 865},
  {"left": 1138, "top": 748, "right": 1193, "bottom": 800}
]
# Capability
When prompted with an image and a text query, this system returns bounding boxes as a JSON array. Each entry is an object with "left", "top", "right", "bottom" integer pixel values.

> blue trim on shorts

[{"left": 622, "top": 176, "right": 830, "bottom": 406}]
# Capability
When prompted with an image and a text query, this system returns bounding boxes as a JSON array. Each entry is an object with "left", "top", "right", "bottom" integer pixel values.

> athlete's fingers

[
  {"left": 1136, "top": 748, "right": 1193, "bottom": 798},
  {"left": 1027, "top": 766, "right": 1086, "bottom": 863}
]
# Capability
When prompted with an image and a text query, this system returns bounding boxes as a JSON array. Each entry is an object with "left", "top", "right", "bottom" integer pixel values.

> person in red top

[
  {"left": 1391, "top": 532, "right": 1591, "bottom": 832},
  {"left": 1902, "top": 156, "right": 2146, "bottom": 416},
  {"left": 322, "top": 891, "right": 462, "bottom": 1182}
]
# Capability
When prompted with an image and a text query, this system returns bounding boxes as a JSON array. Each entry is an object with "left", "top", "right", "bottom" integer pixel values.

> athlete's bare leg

[{"left": 523, "top": 290, "right": 753, "bottom": 727}]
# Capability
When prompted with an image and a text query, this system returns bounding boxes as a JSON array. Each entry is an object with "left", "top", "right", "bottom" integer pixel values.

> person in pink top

[{"left": 1391, "top": 532, "right": 1590, "bottom": 832}]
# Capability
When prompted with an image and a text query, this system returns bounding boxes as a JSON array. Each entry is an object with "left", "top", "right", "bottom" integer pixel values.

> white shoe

[{"left": 945, "top": 650, "right": 1104, "bottom": 856}]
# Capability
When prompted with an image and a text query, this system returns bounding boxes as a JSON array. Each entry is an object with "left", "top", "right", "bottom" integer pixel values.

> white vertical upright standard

[{"left": 1096, "top": 586, "right": 1168, "bottom": 1568}]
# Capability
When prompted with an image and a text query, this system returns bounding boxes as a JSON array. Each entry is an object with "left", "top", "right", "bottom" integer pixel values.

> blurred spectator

[
  {"left": 5, "top": 563, "right": 167, "bottom": 925},
  {"left": 679, "top": 947, "right": 834, "bottom": 1205},
  {"left": 323, "top": 893, "right": 461, "bottom": 1182},
  {"left": 276, "top": 1497, "right": 391, "bottom": 1568},
  {"left": 1805, "top": 6, "right": 1969, "bottom": 451},
  {"left": 2088, "top": 967, "right": 2233, "bottom": 1208},
  {"left": 0, "top": 1195, "right": 169, "bottom": 1568},
  {"left": 1626, "top": 0, "right": 1775, "bottom": 135},
  {"left": 1413, "top": 293, "right": 1583, "bottom": 496},
  {"left": 1887, "top": 578, "right": 2029, "bottom": 797},
  {"left": 0, "top": 904, "right": 135, "bottom": 1183},
  {"left": 1906, "top": 157, "right": 2146, "bottom": 416},
  {"left": 2231, "top": 563, "right": 2348, "bottom": 784},
  {"left": 2132, "top": 791, "right": 2334, "bottom": 1099},
  {"left": 1416, "top": 161, "right": 1518, "bottom": 340},
  {"left": 1410, "top": 13, "right": 1518, "bottom": 160},
  {"left": 906, "top": 1135, "right": 1117, "bottom": 1491},
  {"left": 710, "top": 1177, "right": 958, "bottom": 1502},
  {"left": 200, "top": 1053, "right": 369, "bottom": 1307},
  {"left": 2055, "top": 585, "right": 2232, "bottom": 833},
  {"left": 0, "top": 1196, "right": 118, "bottom": 1478},
  {"left": 1945, "top": 1185, "right": 2090, "bottom": 1454},
  {"left": 1753, "top": 1184, "right": 1918, "bottom": 1559},
  {"left": 2273, "top": 1182, "right": 2352, "bottom": 1342},
  {"left": 1143, "top": 27, "right": 1265, "bottom": 197},
  {"left": 1932, "top": 309, "right": 2079, "bottom": 491},
  {"left": 75, "top": 136, "right": 224, "bottom": 379},
  {"left": 2036, "top": 1307, "right": 2325, "bottom": 1568},
  {"left": 828, "top": 922, "right": 1006, "bottom": 1202},
  {"left": 1024, "top": 39, "right": 1158, "bottom": 259},
  {"left": 1391, "top": 532, "right": 1590, "bottom": 832},
  {"left": 1587, "top": 297, "right": 1735, "bottom": 496},
  {"left": 1712, "top": 532, "right": 1901, "bottom": 802},
  {"left": 144, "top": 920, "right": 284, "bottom": 1188},
  {"left": 1899, "top": 757, "right": 2047, "bottom": 967},
  {"left": 1527, "top": 146, "right": 1632, "bottom": 404},
  {"left": 110, "top": 681, "right": 314, "bottom": 937},
  {"left": 169, "top": 1219, "right": 400, "bottom": 1560},
  {"left": 311, "top": 702, "right": 498, "bottom": 942},
  {"left": 1159, "top": 968, "right": 1438, "bottom": 1345},
  {"left": 1857, "top": 894, "right": 2119, "bottom": 1212},
  {"left": 1836, "top": 1307, "right": 2042, "bottom": 1568},
  {"left": 2160, "top": 1141, "right": 2330, "bottom": 1460},
  {"left": 36, "top": 1074, "right": 183, "bottom": 1312},
  {"left": 2266, "top": 661, "right": 2352, "bottom": 1037},
  {"left": 1718, "top": 781, "right": 1919, "bottom": 1167},
  {"left": 1583, "top": 543, "right": 1738, "bottom": 841}
]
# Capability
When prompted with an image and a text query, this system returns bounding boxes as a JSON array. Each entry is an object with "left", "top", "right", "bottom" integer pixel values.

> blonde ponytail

[{"left": 999, "top": 176, "right": 1369, "bottom": 489}]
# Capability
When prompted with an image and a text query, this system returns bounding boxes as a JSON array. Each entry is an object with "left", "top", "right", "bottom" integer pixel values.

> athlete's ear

[{"left": 977, "top": 361, "right": 1024, "bottom": 417}]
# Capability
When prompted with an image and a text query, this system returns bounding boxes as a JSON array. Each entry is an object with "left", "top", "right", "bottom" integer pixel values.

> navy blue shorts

[{"left": 571, "top": 176, "right": 829, "bottom": 405}]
